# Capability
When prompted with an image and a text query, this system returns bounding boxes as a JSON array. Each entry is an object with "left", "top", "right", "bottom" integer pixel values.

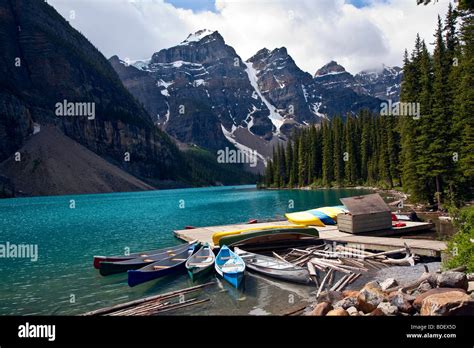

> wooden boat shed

[{"left": 338, "top": 193, "right": 392, "bottom": 234}]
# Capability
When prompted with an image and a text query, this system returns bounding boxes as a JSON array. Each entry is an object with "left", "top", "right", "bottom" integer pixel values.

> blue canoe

[
  {"left": 307, "top": 209, "right": 336, "bottom": 225},
  {"left": 215, "top": 245, "right": 245, "bottom": 288},
  {"left": 127, "top": 243, "right": 198, "bottom": 287}
]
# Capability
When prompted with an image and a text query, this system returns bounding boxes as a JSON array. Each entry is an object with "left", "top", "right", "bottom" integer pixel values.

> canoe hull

[
  {"left": 215, "top": 246, "right": 245, "bottom": 288},
  {"left": 286, "top": 206, "right": 347, "bottom": 226},
  {"left": 128, "top": 263, "right": 185, "bottom": 287},
  {"left": 93, "top": 244, "right": 191, "bottom": 270},
  {"left": 127, "top": 244, "right": 198, "bottom": 287},
  {"left": 100, "top": 259, "right": 154, "bottom": 276},
  {"left": 187, "top": 265, "right": 213, "bottom": 282},
  {"left": 93, "top": 256, "right": 132, "bottom": 269},
  {"left": 235, "top": 247, "right": 311, "bottom": 284},
  {"left": 223, "top": 272, "right": 244, "bottom": 288},
  {"left": 99, "top": 243, "right": 193, "bottom": 276},
  {"left": 218, "top": 228, "right": 319, "bottom": 248},
  {"left": 185, "top": 244, "right": 215, "bottom": 282},
  {"left": 246, "top": 263, "right": 310, "bottom": 284}
]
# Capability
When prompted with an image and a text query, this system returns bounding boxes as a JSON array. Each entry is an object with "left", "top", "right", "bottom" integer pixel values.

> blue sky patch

[{"left": 165, "top": 0, "right": 216, "bottom": 12}]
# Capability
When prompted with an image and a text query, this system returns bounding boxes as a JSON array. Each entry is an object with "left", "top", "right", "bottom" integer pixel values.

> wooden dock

[{"left": 174, "top": 220, "right": 446, "bottom": 257}]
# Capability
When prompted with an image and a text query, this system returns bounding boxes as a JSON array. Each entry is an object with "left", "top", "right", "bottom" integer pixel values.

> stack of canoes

[
  {"left": 285, "top": 205, "right": 348, "bottom": 226},
  {"left": 212, "top": 225, "right": 319, "bottom": 248},
  {"left": 96, "top": 243, "right": 196, "bottom": 276},
  {"left": 93, "top": 241, "right": 200, "bottom": 285}
]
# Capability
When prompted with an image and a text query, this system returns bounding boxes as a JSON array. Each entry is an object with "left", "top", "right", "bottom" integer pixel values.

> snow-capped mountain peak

[
  {"left": 314, "top": 61, "right": 347, "bottom": 77},
  {"left": 179, "top": 29, "right": 218, "bottom": 46}
]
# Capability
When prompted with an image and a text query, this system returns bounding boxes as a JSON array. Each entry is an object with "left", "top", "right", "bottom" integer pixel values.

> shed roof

[{"left": 340, "top": 193, "right": 390, "bottom": 216}]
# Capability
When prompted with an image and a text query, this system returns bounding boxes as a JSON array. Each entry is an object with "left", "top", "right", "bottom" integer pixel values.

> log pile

[
  {"left": 276, "top": 242, "right": 418, "bottom": 297},
  {"left": 82, "top": 282, "right": 215, "bottom": 316}
]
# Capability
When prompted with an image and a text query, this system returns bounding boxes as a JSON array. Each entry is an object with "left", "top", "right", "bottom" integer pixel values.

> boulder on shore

[
  {"left": 420, "top": 290, "right": 474, "bottom": 316},
  {"left": 377, "top": 302, "right": 399, "bottom": 316},
  {"left": 357, "top": 281, "right": 387, "bottom": 313},
  {"left": 342, "top": 290, "right": 359, "bottom": 298},
  {"left": 368, "top": 308, "right": 386, "bottom": 316},
  {"left": 413, "top": 288, "right": 466, "bottom": 311},
  {"left": 326, "top": 308, "right": 349, "bottom": 316},
  {"left": 334, "top": 296, "right": 359, "bottom": 310},
  {"left": 391, "top": 292, "right": 415, "bottom": 314},
  {"left": 346, "top": 306, "right": 359, "bottom": 316},
  {"left": 416, "top": 281, "right": 433, "bottom": 294},
  {"left": 307, "top": 302, "right": 332, "bottom": 316},
  {"left": 381, "top": 278, "right": 398, "bottom": 291},
  {"left": 437, "top": 271, "right": 469, "bottom": 291}
]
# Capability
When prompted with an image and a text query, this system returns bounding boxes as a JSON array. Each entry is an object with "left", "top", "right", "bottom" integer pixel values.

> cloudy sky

[{"left": 49, "top": 0, "right": 452, "bottom": 74}]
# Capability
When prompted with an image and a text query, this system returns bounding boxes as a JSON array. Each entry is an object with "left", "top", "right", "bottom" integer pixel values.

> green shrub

[{"left": 443, "top": 206, "right": 474, "bottom": 272}]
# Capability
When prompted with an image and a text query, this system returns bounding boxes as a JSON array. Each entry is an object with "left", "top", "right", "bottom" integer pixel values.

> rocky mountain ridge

[{"left": 111, "top": 29, "right": 401, "bottom": 166}]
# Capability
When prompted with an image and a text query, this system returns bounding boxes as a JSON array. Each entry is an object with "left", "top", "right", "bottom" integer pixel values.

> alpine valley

[{"left": 0, "top": 1, "right": 401, "bottom": 197}]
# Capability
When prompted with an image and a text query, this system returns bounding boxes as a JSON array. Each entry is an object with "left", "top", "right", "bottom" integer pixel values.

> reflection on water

[{"left": 159, "top": 272, "right": 313, "bottom": 316}]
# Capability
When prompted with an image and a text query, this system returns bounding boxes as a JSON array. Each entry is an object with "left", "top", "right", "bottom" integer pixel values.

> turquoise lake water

[{"left": 0, "top": 185, "right": 371, "bottom": 315}]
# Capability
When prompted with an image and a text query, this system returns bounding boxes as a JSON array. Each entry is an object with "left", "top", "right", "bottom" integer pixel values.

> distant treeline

[{"left": 262, "top": 4, "right": 473, "bottom": 206}]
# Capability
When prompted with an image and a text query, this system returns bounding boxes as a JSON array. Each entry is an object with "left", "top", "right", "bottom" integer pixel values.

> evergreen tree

[
  {"left": 427, "top": 16, "right": 451, "bottom": 206},
  {"left": 298, "top": 136, "right": 307, "bottom": 187},
  {"left": 332, "top": 116, "right": 344, "bottom": 186},
  {"left": 344, "top": 116, "right": 357, "bottom": 184},
  {"left": 322, "top": 121, "right": 333, "bottom": 186}
]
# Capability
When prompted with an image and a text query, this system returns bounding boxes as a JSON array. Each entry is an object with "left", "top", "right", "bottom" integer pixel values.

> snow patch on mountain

[
  {"left": 193, "top": 79, "right": 207, "bottom": 87},
  {"left": 221, "top": 125, "right": 267, "bottom": 165},
  {"left": 310, "top": 102, "right": 328, "bottom": 119},
  {"left": 179, "top": 29, "right": 216, "bottom": 46},
  {"left": 314, "top": 70, "right": 346, "bottom": 78},
  {"left": 244, "top": 61, "right": 284, "bottom": 134}
]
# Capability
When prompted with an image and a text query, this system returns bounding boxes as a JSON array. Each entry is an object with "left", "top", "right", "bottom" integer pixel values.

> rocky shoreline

[{"left": 305, "top": 267, "right": 474, "bottom": 316}]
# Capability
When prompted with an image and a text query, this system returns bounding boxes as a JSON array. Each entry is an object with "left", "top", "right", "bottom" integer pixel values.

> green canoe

[{"left": 218, "top": 227, "right": 319, "bottom": 248}]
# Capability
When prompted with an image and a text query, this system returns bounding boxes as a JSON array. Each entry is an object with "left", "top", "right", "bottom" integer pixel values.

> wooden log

[
  {"left": 347, "top": 272, "right": 362, "bottom": 285},
  {"left": 283, "top": 304, "right": 309, "bottom": 316},
  {"left": 82, "top": 282, "right": 215, "bottom": 316},
  {"left": 124, "top": 298, "right": 203, "bottom": 316},
  {"left": 316, "top": 269, "right": 333, "bottom": 299},
  {"left": 307, "top": 262, "right": 319, "bottom": 288},
  {"left": 312, "top": 262, "right": 326, "bottom": 272},
  {"left": 311, "top": 258, "right": 352, "bottom": 274},
  {"left": 382, "top": 254, "right": 416, "bottom": 266},
  {"left": 340, "top": 258, "right": 369, "bottom": 271},
  {"left": 330, "top": 274, "right": 349, "bottom": 291},
  {"left": 341, "top": 258, "right": 366, "bottom": 268},
  {"left": 273, "top": 252, "right": 290, "bottom": 264},
  {"left": 361, "top": 248, "right": 407, "bottom": 259},
  {"left": 294, "top": 255, "right": 312, "bottom": 266},
  {"left": 327, "top": 268, "right": 335, "bottom": 287},
  {"left": 335, "top": 245, "right": 376, "bottom": 256},
  {"left": 363, "top": 259, "right": 384, "bottom": 270},
  {"left": 154, "top": 298, "right": 210, "bottom": 314},
  {"left": 335, "top": 273, "right": 356, "bottom": 292}
]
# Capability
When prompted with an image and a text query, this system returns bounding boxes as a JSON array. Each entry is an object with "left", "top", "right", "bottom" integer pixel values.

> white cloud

[{"left": 49, "top": 0, "right": 451, "bottom": 74}]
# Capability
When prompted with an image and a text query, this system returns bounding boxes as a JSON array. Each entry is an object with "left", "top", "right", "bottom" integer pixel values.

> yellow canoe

[
  {"left": 285, "top": 206, "right": 347, "bottom": 226},
  {"left": 285, "top": 212, "right": 326, "bottom": 226},
  {"left": 316, "top": 206, "right": 346, "bottom": 221},
  {"left": 212, "top": 224, "right": 303, "bottom": 245}
]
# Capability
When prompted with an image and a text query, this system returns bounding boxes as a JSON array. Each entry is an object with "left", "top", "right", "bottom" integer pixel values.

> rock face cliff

[
  {"left": 0, "top": 0, "right": 187, "bottom": 194},
  {"left": 314, "top": 61, "right": 402, "bottom": 101},
  {"left": 112, "top": 30, "right": 400, "bottom": 163}
]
